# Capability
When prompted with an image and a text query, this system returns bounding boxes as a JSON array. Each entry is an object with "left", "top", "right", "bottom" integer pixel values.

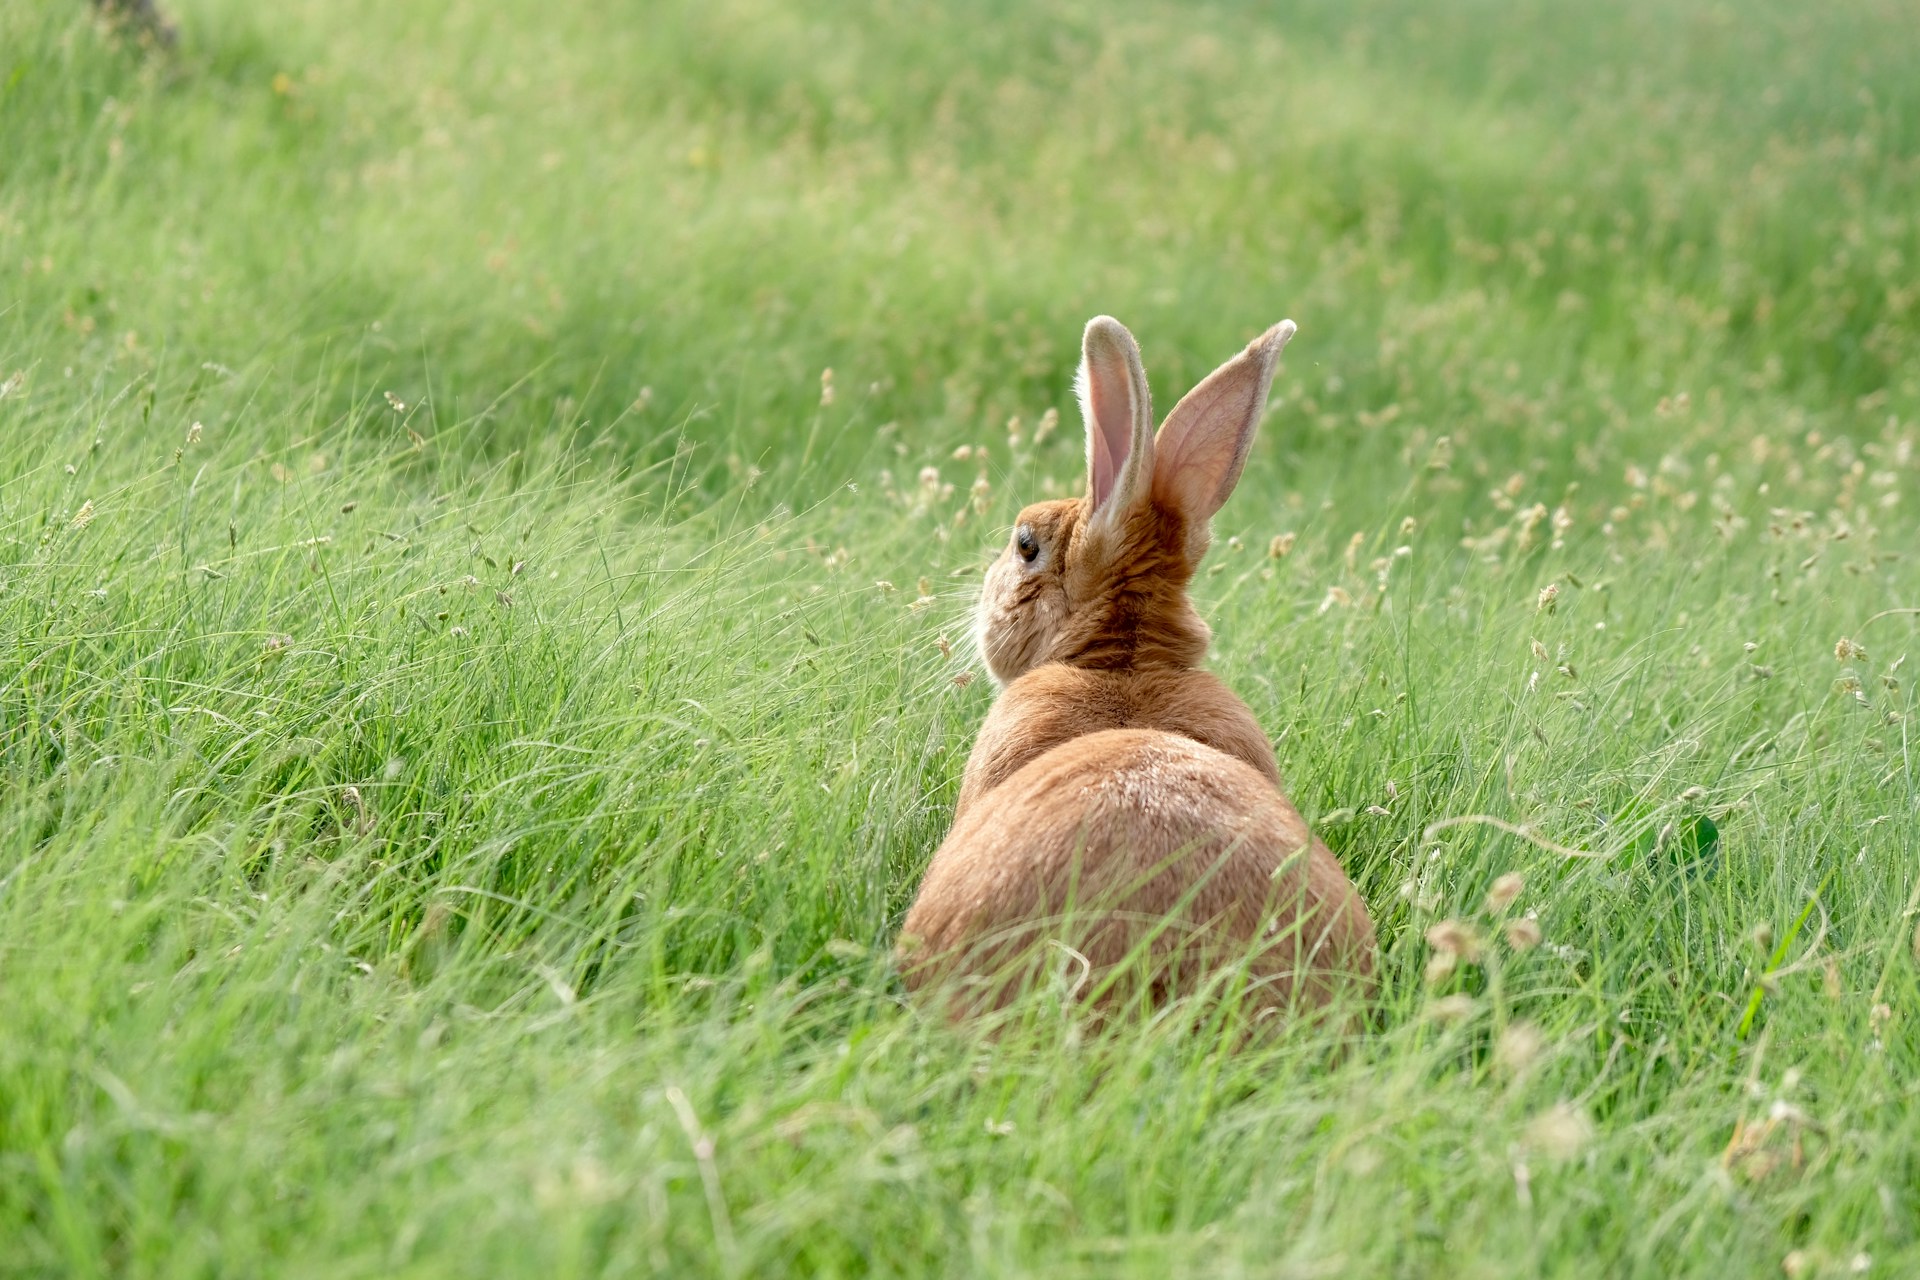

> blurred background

[{"left": 15, "top": 0, "right": 1917, "bottom": 509}]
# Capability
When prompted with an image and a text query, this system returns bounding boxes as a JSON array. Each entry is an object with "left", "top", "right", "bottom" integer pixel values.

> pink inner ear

[
  {"left": 1155, "top": 378, "right": 1259, "bottom": 517},
  {"left": 1085, "top": 355, "right": 1134, "bottom": 511}
]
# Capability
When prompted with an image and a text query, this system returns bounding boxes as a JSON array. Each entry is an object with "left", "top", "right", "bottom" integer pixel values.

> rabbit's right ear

[
  {"left": 1152, "top": 320, "right": 1295, "bottom": 529},
  {"left": 1078, "top": 316, "right": 1154, "bottom": 522}
]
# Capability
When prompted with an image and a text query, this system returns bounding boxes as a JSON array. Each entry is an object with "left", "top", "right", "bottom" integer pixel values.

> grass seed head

[
  {"left": 70, "top": 500, "right": 96, "bottom": 530},
  {"left": 1526, "top": 1103, "right": 1594, "bottom": 1162},
  {"left": 1505, "top": 918, "right": 1543, "bottom": 951},
  {"left": 1485, "top": 873, "right": 1524, "bottom": 913},
  {"left": 1836, "top": 636, "right": 1867, "bottom": 661},
  {"left": 1426, "top": 919, "right": 1482, "bottom": 962},
  {"left": 1495, "top": 1021, "right": 1546, "bottom": 1075}
]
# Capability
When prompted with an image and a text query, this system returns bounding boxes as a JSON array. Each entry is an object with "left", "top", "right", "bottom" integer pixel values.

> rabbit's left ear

[
  {"left": 1078, "top": 316, "right": 1155, "bottom": 523},
  {"left": 1153, "top": 320, "right": 1295, "bottom": 526}
]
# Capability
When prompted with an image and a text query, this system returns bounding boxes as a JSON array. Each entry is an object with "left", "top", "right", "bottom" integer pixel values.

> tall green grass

[{"left": 3, "top": 0, "right": 1917, "bottom": 1274}]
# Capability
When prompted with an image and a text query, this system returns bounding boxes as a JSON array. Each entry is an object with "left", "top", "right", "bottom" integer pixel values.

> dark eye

[{"left": 1015, "top": 524, "right": 1039, "bottom": 562}]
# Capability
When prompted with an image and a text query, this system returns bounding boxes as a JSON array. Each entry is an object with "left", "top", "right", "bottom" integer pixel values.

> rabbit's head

[{"left": 974, "top": 315, "right": 1295, "bottom": 686}]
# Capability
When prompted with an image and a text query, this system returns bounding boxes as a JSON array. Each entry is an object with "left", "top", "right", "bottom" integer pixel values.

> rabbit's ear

[
  {"left": 1153, "top": 320, "right": 1295, "bottom": 526},
  {"left": 1078, "top": 316, "right": 1154, "bottom": 520}
]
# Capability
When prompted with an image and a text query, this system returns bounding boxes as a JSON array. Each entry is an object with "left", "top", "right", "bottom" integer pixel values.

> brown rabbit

[{"left": 899, "top": 316, "right": 1377, "bottom": 1019}]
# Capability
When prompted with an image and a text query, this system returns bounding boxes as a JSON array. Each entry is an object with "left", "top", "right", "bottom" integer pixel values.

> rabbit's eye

[{"left": 1015, "top": 524, "right": 1039, "bottom": 562}]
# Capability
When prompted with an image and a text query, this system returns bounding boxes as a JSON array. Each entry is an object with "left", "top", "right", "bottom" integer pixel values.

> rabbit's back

[
  {"left": 954, "top": 664, "right": 1281, "bottom": 820},
  {"left": 902, "top": 728, "right": 1375, "bottom": 1016}
]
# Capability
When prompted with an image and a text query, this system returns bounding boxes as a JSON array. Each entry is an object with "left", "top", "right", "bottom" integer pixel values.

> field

[{"left": 4, "top": 0, "right": 1919, "bottom": 1274}]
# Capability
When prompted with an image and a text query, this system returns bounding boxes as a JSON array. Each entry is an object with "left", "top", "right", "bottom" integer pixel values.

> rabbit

[{"left": 898, "top": 316, "right": 1377, "bottom": 1020}]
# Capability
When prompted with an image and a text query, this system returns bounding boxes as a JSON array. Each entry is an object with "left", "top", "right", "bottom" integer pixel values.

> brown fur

[
  {"left": 901, "top": 316, "right": 1377, "bottom": 1021},
  {"left": 955, "top": 664, "right": 1280, "bottom": 820}
]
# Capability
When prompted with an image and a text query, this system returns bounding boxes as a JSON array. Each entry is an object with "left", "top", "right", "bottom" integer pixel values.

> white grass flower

[
  {"left": 1495, "top": 1021, "right": 1545, "bottom": 1075},
  {"left": 1525, "top": 1103, "right": 1593, "bottom": 1161}
]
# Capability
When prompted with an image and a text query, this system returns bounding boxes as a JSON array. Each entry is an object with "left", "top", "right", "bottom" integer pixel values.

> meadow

[{"left": 3, "top": 0, "right": 1918, "bottom": 1274}]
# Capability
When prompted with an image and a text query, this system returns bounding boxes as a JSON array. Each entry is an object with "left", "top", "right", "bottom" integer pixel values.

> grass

[{"left": 3, "top": 0, "right": 1918, "bottom": 1274}]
